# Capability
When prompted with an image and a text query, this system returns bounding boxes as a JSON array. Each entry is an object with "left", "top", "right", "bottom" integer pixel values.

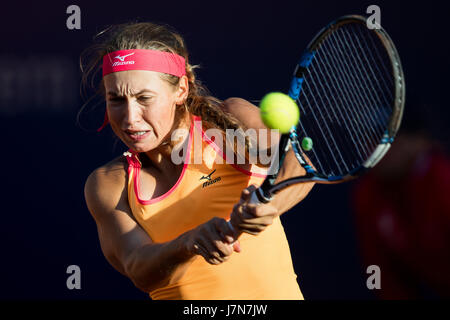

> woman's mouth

[{"left": 125, "top": 130, "right": 151, "bottom": 141}]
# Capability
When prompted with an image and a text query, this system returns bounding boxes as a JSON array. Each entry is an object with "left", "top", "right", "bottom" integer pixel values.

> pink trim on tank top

[
  {"left": 193, "top": 119, "right": 267, "bottom": 178},
  {"left": 132, "top": 116, "right": 196, "bottom": 205}
]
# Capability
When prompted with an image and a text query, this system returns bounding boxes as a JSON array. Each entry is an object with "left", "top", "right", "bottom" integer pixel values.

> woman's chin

[
  {"left": 126, "top": 143, "right": 152, "bottom": 153},
  {"left": 125, "top": 140, "right": 160, "bottom": 153}
]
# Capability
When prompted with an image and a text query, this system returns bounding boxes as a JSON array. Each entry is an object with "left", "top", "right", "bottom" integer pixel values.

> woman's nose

[{"left": 123, "top": 100, "right": 142, "bottom": 126}]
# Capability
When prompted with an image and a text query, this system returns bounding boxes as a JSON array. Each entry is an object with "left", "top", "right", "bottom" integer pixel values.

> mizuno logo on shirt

[{"left": 200, "top": 169, "right": 221, "bottom": 188}]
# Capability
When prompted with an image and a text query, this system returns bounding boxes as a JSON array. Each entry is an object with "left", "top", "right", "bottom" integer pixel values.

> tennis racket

[{"left": 229, "top": 15, "right": 405, "bottom": 231}]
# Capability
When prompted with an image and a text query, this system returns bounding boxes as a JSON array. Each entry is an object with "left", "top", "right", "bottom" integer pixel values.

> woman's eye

[
  {"left": 138, "top": 96, "right": 152, "bottom": 102},
  {"left": 108, "top": 97, "right": 124, "bottom": 103}
]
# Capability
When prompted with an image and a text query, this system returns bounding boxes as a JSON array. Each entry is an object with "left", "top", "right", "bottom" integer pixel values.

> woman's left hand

[{"left": 229, "top": 185, "right": 279, "bottom": 237}]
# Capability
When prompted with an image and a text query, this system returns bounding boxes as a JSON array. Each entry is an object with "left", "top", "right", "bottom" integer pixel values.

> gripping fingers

[
  {"left": 231, "top": 202, "right": 277, "bottom": 235},
  {"left": 243, "top": 203, "right": 278, "bottom": 223},
  {"left": 240, "top": 185, "right": 257, "bottom": 203},
  {"left": 214, "top": 217, "right": 236, "bottom": 244},
  {"left": 212, "top": 219, "right": 235, "bottom": 257},
  {"left": 194, "top": 241, "right": 223, "bottom": 265},
  {"left": 240, "top": 215, "right": 274, "bottom": 227},
  {"left": 195, "top": 218, "right": 236, "bottom": 265}
]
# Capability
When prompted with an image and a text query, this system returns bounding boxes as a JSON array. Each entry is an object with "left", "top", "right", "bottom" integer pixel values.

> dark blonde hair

[{"left": 79, "top": 22, "right": 246, "bottom": 134}]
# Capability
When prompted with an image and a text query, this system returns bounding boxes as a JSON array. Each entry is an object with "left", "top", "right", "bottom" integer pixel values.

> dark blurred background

[{"left": 1, "top": 0, "right": 449, "bottom": 300}]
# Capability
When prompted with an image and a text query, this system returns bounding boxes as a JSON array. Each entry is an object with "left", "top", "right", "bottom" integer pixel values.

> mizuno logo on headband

[
  {"left": 114, "top": 52, "right": 135, "bottom": 61},
  {"left": 112, "top": 53, "right": 136, "bottom": 66},
  {"left": 102, "top": 49, "right": 186, "bottom": 77},
  {"left": 112, "top": 60, "right": 135, "bottom": 67}
]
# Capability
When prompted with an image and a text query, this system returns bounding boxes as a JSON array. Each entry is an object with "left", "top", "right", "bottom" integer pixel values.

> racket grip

[
  {"left": 227, "top": 220, "right": 237, "bottom": 235},
  {"left": 248, "top": 189, "right": 262, "bottom": 205},
  {"left": 226, "top": 220, "right": 241, "bottom": 250}
]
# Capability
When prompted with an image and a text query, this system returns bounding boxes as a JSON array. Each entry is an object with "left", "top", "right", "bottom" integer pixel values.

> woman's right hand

[{"left": 185, "top": 217, "right": 241, "bottom": 265}]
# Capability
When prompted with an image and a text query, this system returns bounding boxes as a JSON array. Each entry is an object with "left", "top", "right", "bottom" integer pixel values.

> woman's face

[{"left": 103, "top": 70, "right": 188, "bottom": 153}]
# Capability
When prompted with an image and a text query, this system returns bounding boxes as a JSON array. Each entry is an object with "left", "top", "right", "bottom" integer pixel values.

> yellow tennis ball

[{"left": 259, "top": 92, "right": 299, "bottom": 133}]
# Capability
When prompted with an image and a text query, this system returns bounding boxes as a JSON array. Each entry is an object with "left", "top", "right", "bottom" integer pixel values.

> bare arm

[
  {"left": 84, "top": 158, "right": 237, "bottom": 292},
  {"left": 84, "top": 158, "right": 197, "bottom": 292}
]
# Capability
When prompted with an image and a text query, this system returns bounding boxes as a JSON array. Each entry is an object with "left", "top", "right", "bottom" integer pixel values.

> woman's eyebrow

[
  {"left": 134, "top": 89, "right": 156, "bottom": 95},
  {"left": 107, "top": 91, "right": 119, "bottom": 97},
  {"left": 107, "top": 89, "right": 156, "bottom": 97}
]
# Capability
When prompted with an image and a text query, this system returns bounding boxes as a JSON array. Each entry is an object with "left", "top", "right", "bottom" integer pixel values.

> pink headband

[
  {"left": 102, "top": 49, "right": 186, "bottom": 77},
  {"left": 98, "top": 49, "right": 186, "bottom": 132}
]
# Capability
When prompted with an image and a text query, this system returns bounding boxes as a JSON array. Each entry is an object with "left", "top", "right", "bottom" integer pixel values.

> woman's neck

[{"left": 143, "top": 111, "right": 191, "bottom": 172}]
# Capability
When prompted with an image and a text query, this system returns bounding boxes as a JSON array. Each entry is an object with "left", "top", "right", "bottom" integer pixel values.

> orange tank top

[{"left": 125, "top": 114, "right": 303, "bottom": 300}]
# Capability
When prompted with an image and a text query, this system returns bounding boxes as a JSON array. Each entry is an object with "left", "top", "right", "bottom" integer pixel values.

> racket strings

[
  {"left": 297, "top": 22, "right": 395, "bottom": 177},
  {"left": 356, "top": 26, "right": 395, "bottom": 118},
  {"left": 304, "top": 66, "right": 357, "bottom": 172},
  {"left": 312, "top": 46, "right": 375, "bottom": 159},
  {"left": 342, "top": 26, "right": 393, "bottom": 120},
  {"left": 305, "top": 55, "right": 371, "bottom": 174},
  {"left": 354, "top": 25, "right": 394, "bottom": 101},
  {"left": 327, "top": 29, "right": 386, "bottom": 144},
  {"left": 298, "top": 82, "right": 348, "bottom": 173},
  {"left": 295, "top": 94, "right": 327, "bottom": 173},
  {"left": 303, "top": 36, "right": 380, "bottom": 174}
]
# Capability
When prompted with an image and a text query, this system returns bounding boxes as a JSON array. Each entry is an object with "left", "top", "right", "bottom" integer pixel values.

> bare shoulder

[
  {"left": 222, "top": 97, "right": 257, "bottom": 110},
  {"left": 223, "top": 96, "right": 280, "bottom": 144},
  {"left": 222, "top": 97, "right": 265, "bottom": 130},
  {"left": 84, "top": 155, "right": 129, "bottom": 220},
  {"left": 84, "top": 155, "right": 152, "bottom": 278},
  {"left": 222, "top": 97, "right": 280, "bottom": 168},
  {"left": 85, "top": 155, "right": 127, "bottom": 193}
]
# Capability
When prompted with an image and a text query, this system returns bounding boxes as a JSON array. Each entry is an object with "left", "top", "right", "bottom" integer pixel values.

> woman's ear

[{"left": 175, "top": 75, "right": 189, "bottom": 105}]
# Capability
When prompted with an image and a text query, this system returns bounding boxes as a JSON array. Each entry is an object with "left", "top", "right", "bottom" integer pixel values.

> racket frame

[{"left": 254, "top": 15, "right": 405, "bottom": 203}]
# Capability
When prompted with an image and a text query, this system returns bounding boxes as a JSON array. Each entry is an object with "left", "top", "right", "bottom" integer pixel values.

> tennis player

[{"left": 83, "top": 22, "right": 315, "bottom": 300}]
